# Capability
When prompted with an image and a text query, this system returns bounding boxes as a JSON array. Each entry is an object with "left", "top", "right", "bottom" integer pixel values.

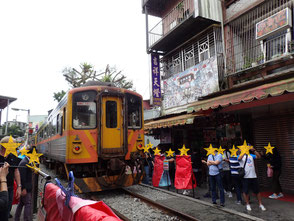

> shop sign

[
  {"left": 151, "top": 53, "right": 161, "bottom": 106},
  {"left": 256, "top": 8, "right": 292, "bottom": 40}
]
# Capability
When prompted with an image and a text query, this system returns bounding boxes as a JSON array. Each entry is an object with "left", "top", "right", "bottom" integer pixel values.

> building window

[
  {"left": 264, "top": 31, "right": 287, "bottom": 60},
  {"left": 199, "top": 40, "right": 210, "bottom": 62}
]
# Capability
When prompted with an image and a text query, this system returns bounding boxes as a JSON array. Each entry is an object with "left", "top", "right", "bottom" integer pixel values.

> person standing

[
  {"left": 191, "top": 149, "right": 202, "bottom": 187},
  {"left": 0, "top": 162, "right": 10, "bottom": 214},
  {"left": 143, "top": 151, "right": 153, "bottom": 185},
  {"left": 229, "top": 150, "right": 243, "bottom": 204},
  {"left": 14, "top": 146, "right": 34, "bottom": 221},
  {"left": 0, "top": 136, "right": 21, "bottom": 221},
  {"left": 261, "top": 148, "right": 283, "bottom": 199},
  {"left": 202, "top": 150, "right": 225, "bottom": 206},
  {"left": 221, "top": 147, "right": 233, "bottom": 198},
  {"left": 238, "top": 145, "right": 266, "bottom": 211}
]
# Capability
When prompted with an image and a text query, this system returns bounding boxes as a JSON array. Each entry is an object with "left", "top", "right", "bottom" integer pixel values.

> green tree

[
  {"left": 98, "top": 64, "right": 133, "bottom": 89},
  {"left": 2, "top": 124, "right": 24, "bottom": 137},
  {"left": 62, "top": 63, "right": 133, "bottom": 89},
  {"left": 53, "top": 90, "right": 66, "bottom": 102},
  {"left": 63, "top": 62, "right": 98, "bottom": 88},
  {"left": 53, "top": 63, "right": 134, "bottom": 102}
]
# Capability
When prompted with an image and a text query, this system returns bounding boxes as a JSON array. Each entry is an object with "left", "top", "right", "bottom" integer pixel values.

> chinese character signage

[
  {"left": 162, "top": 56, "right": 219, "bottom": 110},
  {"left": 151, "top": 53, "right": 161, "bottom": 106},
  {"left": 256, "top": 8, "right": 292, "bottom": 40}
]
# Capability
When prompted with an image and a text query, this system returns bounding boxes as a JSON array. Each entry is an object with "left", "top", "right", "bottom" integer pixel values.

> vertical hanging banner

[
  {"left": 151, "top": 53, "right": 161, "bottom": 106},
  {"left": 152, "top": 155, "right": 165, "bottom": 187},
  {"left": 174, "top": 155, "right": 197, "bottom": 189}
]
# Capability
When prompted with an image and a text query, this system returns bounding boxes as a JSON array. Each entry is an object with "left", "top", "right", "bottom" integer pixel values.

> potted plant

[
  {"left": 243, "top": 56, "right": 252, "bottom": 69},
  {"left": 256, "top": 54, "right": 264, "bottom": 64}
]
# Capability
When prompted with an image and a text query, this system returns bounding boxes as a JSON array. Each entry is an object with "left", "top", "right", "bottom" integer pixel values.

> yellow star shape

[
  {"left": 179, "top": 145, "right": 190, "bottom": 156},
  {"left": 218, "top": 146, "right": 226, "bottom": 155},
  {"left": 1, "top": 136, "right": 21, "bottom": 157},
  {"left": 238, "top": 140, "right": 251, "bottom": 155},
  {"left": 229, "top": 145, "right": 238, "bottom": 157},
  {"left": 26, "top": 148, "right": 43, "bottom": 164},
  {"left": 153, "top": 147, "right": 161, "bottom": 156},
  {"left": 142, "top": 145, "right": 150, "bottom": 153},
  {"left": 166, "top": 148, "right": 175, "bottom": 157},
  {"left": 264, "top": 143, "right": 275, "bottom": 154},
  {"left": 146, "top": 142, "right": 153, "bottom": 150},
  {"left": 26, "top": 162, "right": 41, "bottom": 174},
  {"left": 204, "top": 144, "right": 217, "bottom": 156},
  {"left": 19, "top": 147, "right": 29, "bottom": 157}
]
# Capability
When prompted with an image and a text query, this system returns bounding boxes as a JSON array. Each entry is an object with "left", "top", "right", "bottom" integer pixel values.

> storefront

[{"left": 145, "top": 77, "right": 294, "bottom": 193}]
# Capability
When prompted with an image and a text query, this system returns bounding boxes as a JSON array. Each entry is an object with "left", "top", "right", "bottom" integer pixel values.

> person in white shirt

[{"left": 238, "top": 145, "right": 266, "bottom": 211}]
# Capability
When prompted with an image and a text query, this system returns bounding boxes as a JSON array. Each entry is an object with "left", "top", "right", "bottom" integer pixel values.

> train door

[{"left": 101, "top": 96, "right": 124, "bottom": 154}]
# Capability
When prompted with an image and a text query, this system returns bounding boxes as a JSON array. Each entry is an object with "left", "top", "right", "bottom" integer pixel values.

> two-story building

[{"left": 143, "top": 0, "right": 294, "bottom": 193}]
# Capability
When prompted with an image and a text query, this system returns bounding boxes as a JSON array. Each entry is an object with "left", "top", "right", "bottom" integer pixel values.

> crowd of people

[
  {"left": 0, "top": 135, "right": 284, "bottom": 219},
  {"left": 143, "top": 141, "right": 284, "bottom": 212},
  {"left": 0, "top": 136, "right": 33, "bottom": 221}
]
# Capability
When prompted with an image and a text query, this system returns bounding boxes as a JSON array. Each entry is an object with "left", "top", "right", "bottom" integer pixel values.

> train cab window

[
  {"left": 127, "top": 94, "right": 142, "bottom": 129},
  {"left": 106, "top": 101, "right": 117, "bottom": 128},
  {"left": 73, "top": 91, "right": 97, "bottom": 129}
]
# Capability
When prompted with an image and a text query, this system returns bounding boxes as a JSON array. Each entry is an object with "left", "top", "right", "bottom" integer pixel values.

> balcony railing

[
  {"left": 226, "top": 32, "right": 291, "bottom": 75},
  {"left": 148, "top": 0, "right": 194, "bottom": 48}
]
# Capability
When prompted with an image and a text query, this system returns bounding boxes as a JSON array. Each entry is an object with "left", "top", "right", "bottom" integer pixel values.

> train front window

[
  {"left": 106, "top": 101, "right": 117, "bottom": 128},
  {"left": 73, "top": 91, "right": 97, "bottom": 129},
  {"left": 127, "top": 94, "right": 142, "bottom": 129}
]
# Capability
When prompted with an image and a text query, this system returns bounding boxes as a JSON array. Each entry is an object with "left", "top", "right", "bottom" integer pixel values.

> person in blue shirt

[{"left": 202, "top": 150, "right": 225, "bottom": 206}]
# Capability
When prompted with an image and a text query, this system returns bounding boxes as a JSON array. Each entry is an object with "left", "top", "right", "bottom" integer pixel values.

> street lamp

[{"left": 11, "top": 108, "right": 30, "bottom": 143}]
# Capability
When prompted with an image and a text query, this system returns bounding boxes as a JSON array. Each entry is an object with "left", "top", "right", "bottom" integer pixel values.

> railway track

[
  {"left": 91, "top": 184, "right": 265, "bottom": 221},
  {"left": 123, "top": 185, "right": 265, "bottom": 221},
  {"left": 38, "top": 165, "right": 265, "bottom": 221},
  {"left": 121, "top": 188, "right": 198, "bottom": 221},
  {"left": 90, "top": 189, "right": 190, "bottom": 221}
]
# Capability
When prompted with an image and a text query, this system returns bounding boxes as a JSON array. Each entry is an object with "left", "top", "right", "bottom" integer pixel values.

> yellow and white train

[{"left": 35, "top": 82, "right": 145, "bottom": 192}]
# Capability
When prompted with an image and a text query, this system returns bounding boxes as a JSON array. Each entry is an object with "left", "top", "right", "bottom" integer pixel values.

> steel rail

[{"left": 121, "top": 188, "right": 199, "bottom": 221}]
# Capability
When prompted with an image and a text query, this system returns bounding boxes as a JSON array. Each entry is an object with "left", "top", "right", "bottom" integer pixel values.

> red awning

[{"left": 187, "top": 78, "right": 294, "bottom": 113}]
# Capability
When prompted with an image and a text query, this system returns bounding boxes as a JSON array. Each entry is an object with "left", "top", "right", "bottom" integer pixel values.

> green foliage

[
  {"left": 98, "top": 65, "right": 133, "bottom": 89},
  {"left": 243, "top": 56, "right": 252, "bottom": 69},
  {"left": 53, "top": 63, "right": 134, "bottom": 102},
  {"left": 62, "top": 62, "right": 97, "bottom": 88},
  {"left": 53, "top": 90, "right": 66, "bottom": 102},
  {"left": 62, "top": 63, "right": 133, "bottom": 89},
  {"left": 256, "top": 54, "right": 264, "bottom": 63},
  {"left": 2, "top": 125, "right": 24, "bottom": 137}
]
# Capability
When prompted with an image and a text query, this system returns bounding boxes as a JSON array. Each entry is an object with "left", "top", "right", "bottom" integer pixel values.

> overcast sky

[{"left": 0, "top": 0, "right": 151, "bottom": 123}]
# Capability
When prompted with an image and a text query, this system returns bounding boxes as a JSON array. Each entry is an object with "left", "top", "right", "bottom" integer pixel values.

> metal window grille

[
  {"left": 199, "top": 40, "right": 210, "bottom": 62},
  {"left": 225, "top": 0, "right": 294, "bottom": 75},
  {"left": 162, "top": 26, "right": 222, "bottom": 80}
]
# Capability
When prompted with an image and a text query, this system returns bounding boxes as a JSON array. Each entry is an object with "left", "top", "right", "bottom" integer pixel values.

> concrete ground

[{"left": 154, "top": 181, "right": 294, "bottom": 221}]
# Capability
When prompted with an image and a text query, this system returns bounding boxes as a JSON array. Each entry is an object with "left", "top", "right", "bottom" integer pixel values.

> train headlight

[
  {"left": 137, "top": 142, "right": 143, "bottom": 150},
  {"left": 73, "top": 145, "right": 82, "bottom": 154}
]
